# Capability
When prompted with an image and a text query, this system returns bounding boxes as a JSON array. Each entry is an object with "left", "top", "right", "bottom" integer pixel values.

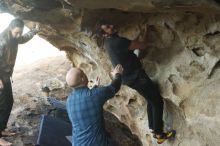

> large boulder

[{"left": 1, "top": 0, "right": 220, "bottom": 145}]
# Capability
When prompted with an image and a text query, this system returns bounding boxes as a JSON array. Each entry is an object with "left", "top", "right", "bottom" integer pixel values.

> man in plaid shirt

[{"left": 66, "top": 64, "right": 123, "bottom": 146}]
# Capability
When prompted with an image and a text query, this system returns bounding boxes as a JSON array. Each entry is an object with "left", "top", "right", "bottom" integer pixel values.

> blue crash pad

[{"left": 36, "top": 115, "right": 72, "bottom": 146}]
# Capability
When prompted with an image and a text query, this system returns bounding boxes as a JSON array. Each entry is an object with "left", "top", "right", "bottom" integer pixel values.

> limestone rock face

[{"left": 1, "top": 0, "right": 220, "bottom": 146}]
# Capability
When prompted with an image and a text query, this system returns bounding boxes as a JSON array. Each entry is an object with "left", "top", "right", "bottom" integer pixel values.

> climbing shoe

[{"left": 156, "top": 130, "right": 176, "bottom": 144}]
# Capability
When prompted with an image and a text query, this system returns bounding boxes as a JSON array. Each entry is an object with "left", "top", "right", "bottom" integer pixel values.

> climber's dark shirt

[{"left": 104, "top": 34, "right": 142, "bottom": 85}]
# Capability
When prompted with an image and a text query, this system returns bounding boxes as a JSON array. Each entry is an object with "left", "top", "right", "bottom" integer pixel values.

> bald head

[{"left": 66, "top": 68, "right": 88, "bottom": 88}]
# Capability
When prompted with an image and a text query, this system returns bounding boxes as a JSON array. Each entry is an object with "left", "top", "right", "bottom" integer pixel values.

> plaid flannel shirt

[{"left": 67, "top": 85, "right": 116, "bottom": 146}]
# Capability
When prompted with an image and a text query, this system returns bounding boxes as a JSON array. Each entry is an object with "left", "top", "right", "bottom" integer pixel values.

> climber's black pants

[
  {"left": 0, "top": 79, "right": 13, "bottom": 137},
  {"left": 126, "top": 69, "right": 164, "bottom": 134}
]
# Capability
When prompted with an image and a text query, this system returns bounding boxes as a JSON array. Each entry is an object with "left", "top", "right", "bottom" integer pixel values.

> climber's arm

[
  {"left": 17, "top": 24, "right": 40, "bottom": 44},
  {"left": 17, "top": 29, "right": 38, "bottom": 44}
]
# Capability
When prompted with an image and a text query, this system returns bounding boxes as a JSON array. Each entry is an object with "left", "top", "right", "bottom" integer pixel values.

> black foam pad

[{"left": 36, "top": 115, "right": 72, "bottom": 146}]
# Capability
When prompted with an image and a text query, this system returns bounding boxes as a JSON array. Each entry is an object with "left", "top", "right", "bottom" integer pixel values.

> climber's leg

[
  {"left": 0, "top": 80, "right": 14, "bottom": 136},
  {"left": 0, "top": 79, "right": 13, "bottom": 146},
  {"left": 127, "top": 69, "right": 164, "bottom": 134},
  {"left": 147, "top": 101, "right": 154, "bottom": 130}
]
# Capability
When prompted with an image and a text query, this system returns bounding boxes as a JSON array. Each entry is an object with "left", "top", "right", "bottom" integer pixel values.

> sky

[{"left": 0, "top": 13, "right": 65, "bottom": 67}]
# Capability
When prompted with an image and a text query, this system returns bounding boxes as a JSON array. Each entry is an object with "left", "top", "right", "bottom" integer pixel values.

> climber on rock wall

[
  {"left": 66, "top": 64, "right": 123, "bottom": 146},
  {"left": 100, "top": 23, "right": 176, "bottom": 144},
  {"left": 0, "top": 18, "right": 40, "bottom": 146}
]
